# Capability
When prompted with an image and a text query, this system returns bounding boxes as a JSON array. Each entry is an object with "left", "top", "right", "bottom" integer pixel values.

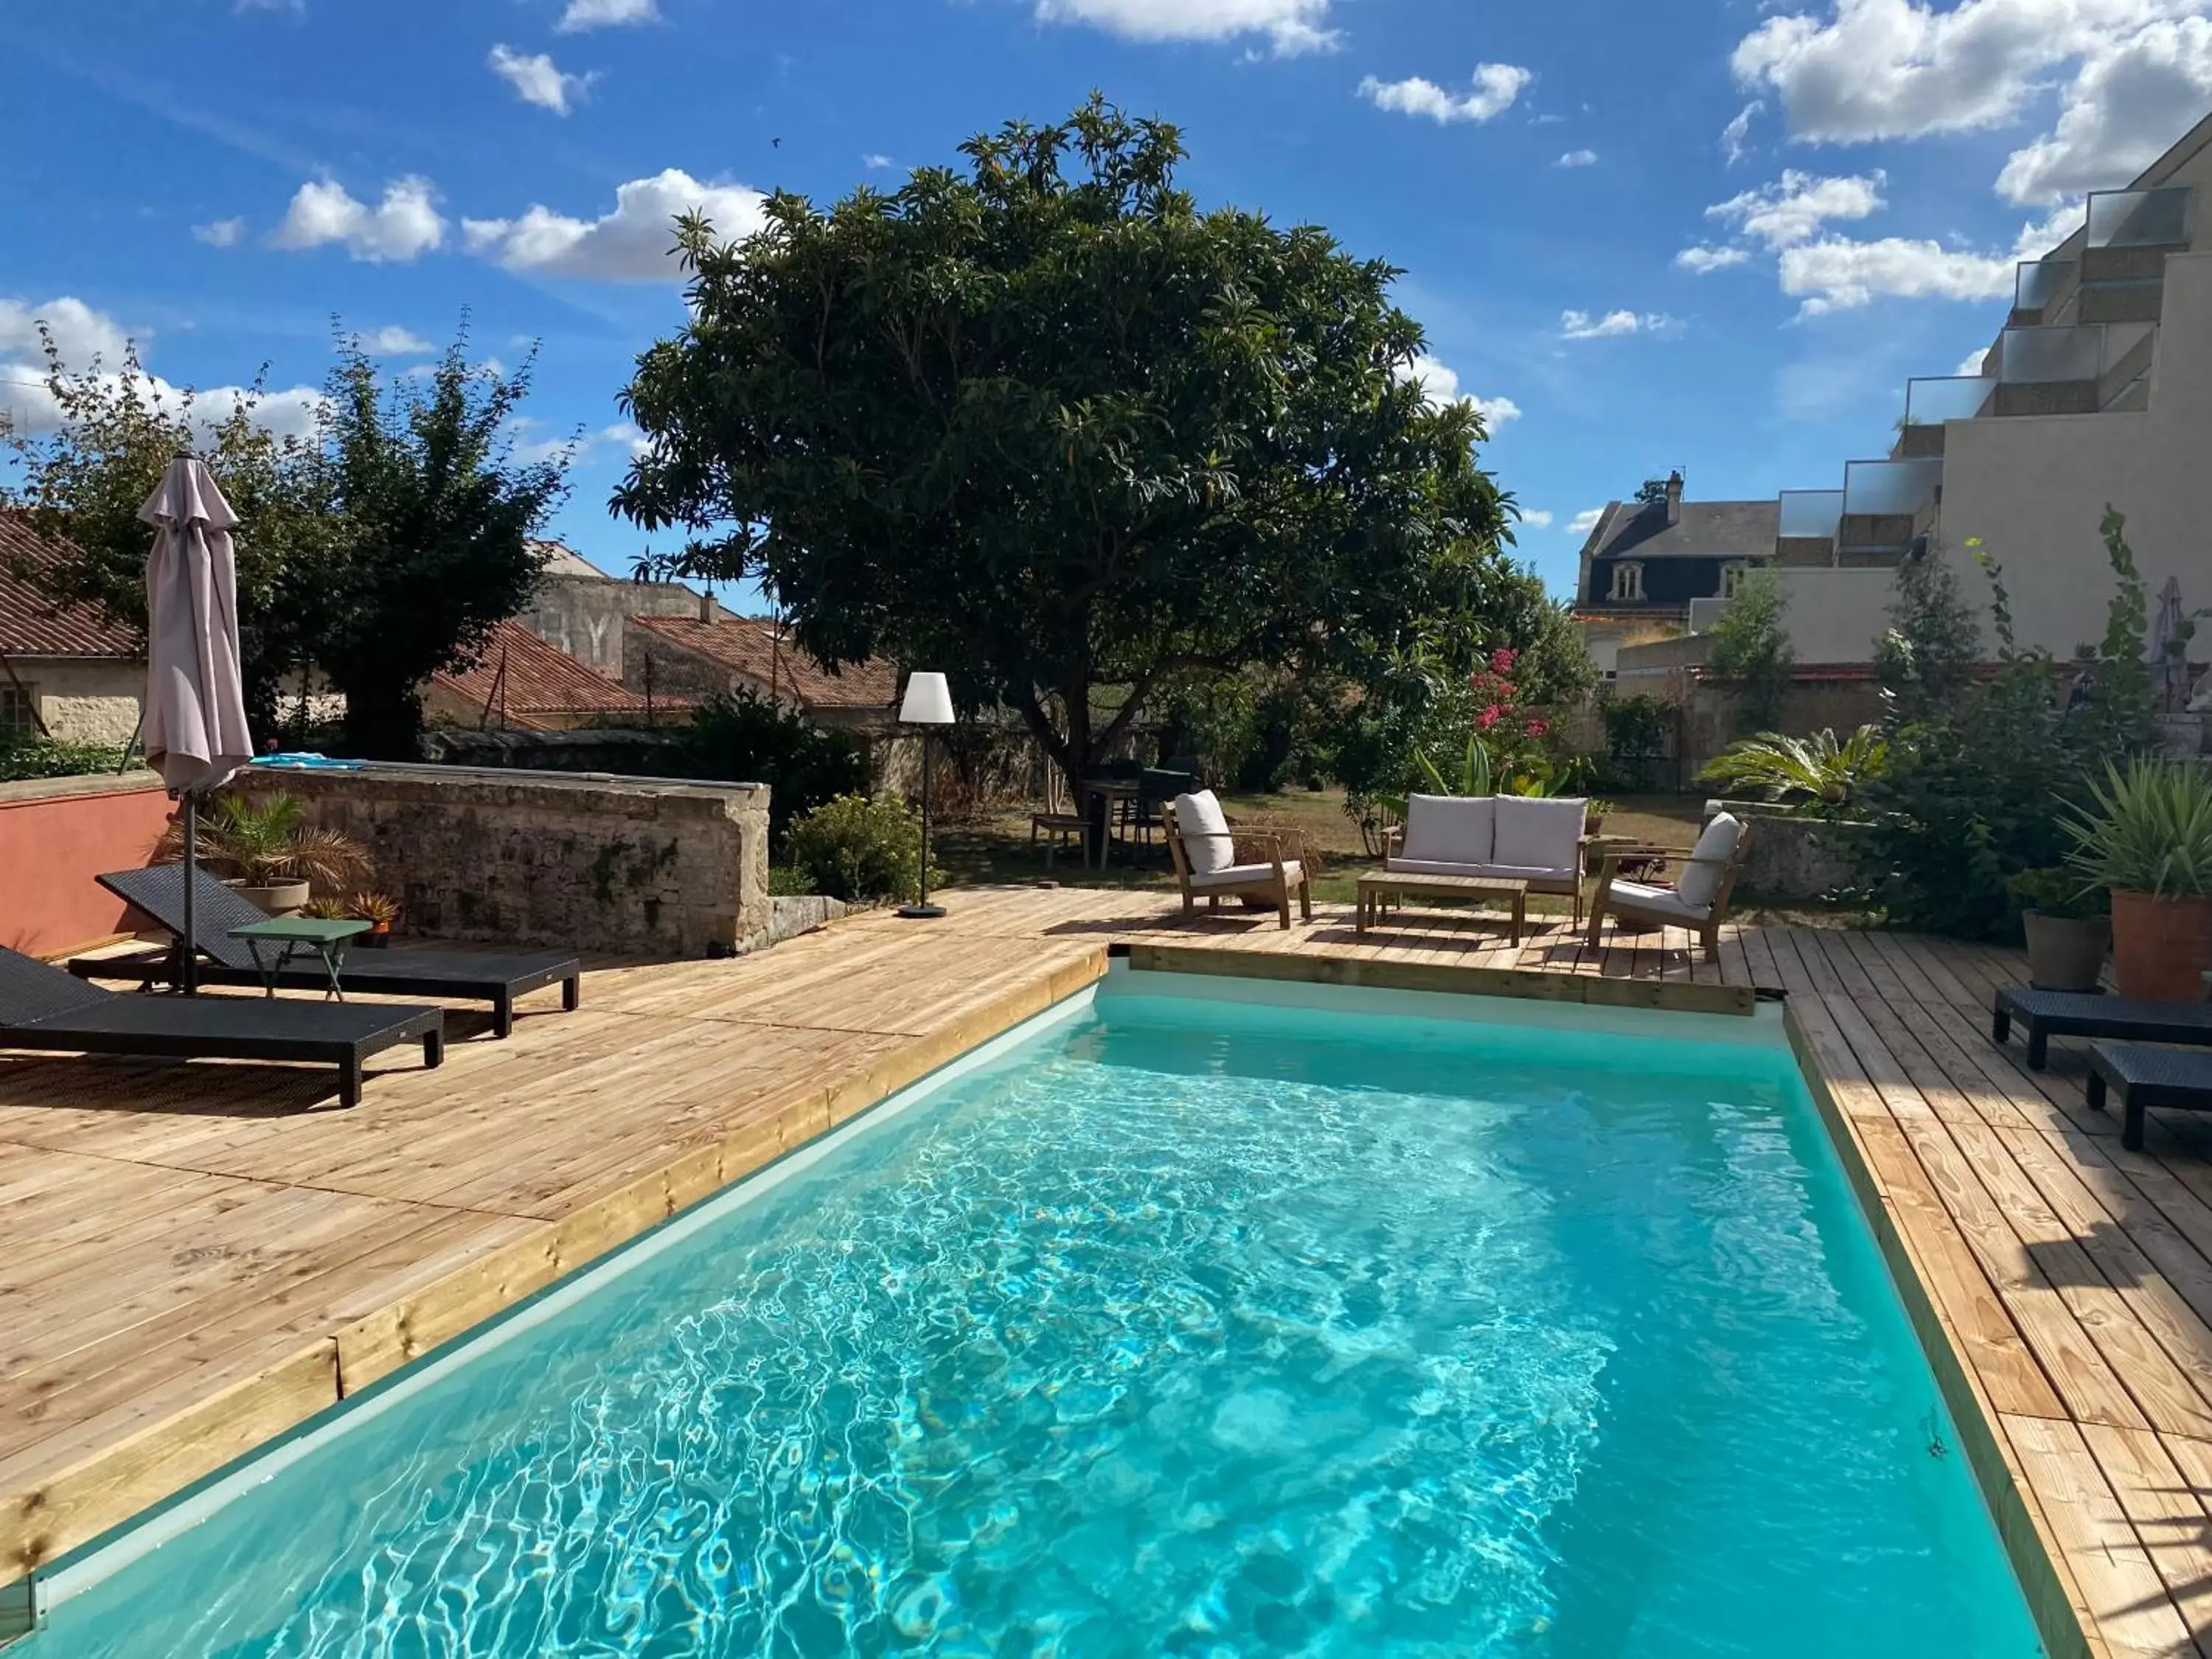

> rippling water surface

[{"left": 42, "top": 990, "right": 2041, "bottom": 1658}]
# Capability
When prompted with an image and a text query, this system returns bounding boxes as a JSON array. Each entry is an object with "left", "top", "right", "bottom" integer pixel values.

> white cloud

[
  {"left": 1675, "top": 244, "right": 1753, "bottom": 272},
  {"left": 1560, "top": 308, "right": 1674, "bottom": 340},
  {"left": 463, "top": 168, "right": 766, "bottom": 280},
  {"left": 1722, "top": 100, "right": 1762, "bottom": 164},
  {"left": 1034, "top": 0, "right": 1338, "bottom": 53},
  {"left": 1400, "top": 352, "right": 1520, "bottom": 428},
  {"left": 1556, "top": 148, "right": 1599, "bottom": 167},
  {"left": 862, "top": 153, "right": 894, "bottom": 170},
  {"left": 1732, "top": 0, "right": 2212, "bottom": 205},
  {"left": 1779, "top": 235, "right": 2017, "bottom": 313},
  {"left": 0, "top": 296, "right": 136, "bottom": 367},
  {"left": 600, "top": 420, "right": 652, "bottom": 459},
  {"left": 269, "top": 175, "right": 445, "bottom": 262},
  {"left": 193, "top": 217, "right": 245, "bottom": 248},
  {"left": 1708, "top": 169, "right": 1885, "bottom": 248},
  {"left": 361, "top": 325, "right": 432, "bottom": 354},
  {"left": 489, "top": 44, "right": 594, "bottom": 115},
  {"left": 1957, "top": 346, "right": 1993, "bottom": 375},
  {"left": 1567, "top": 508, "right": 1604, "bottom": 535},
  {"left": 557, "top": 0, "right": 658, "bottom": 30},
  {"left": 1359, "top": 63, "right": 1532, "bottom": 123},
  {"left": 1520, "top": 508, "right": 1555, "bottom": 528}
]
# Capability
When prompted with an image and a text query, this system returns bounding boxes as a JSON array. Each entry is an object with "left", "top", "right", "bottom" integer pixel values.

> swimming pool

[{"left": 34, "top": 970, "right": 2043, "bottom": 1656}]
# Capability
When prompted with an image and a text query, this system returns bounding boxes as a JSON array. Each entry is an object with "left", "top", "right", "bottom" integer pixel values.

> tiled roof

[
  {"left": 431, "top": 619, "right": 661, "bottom": 727},
  {"left": 0, "top": 513, "right": 142, "bottom": 658},
  {"left": 628, "top": 615, "right": 898, "bottom": 710}
]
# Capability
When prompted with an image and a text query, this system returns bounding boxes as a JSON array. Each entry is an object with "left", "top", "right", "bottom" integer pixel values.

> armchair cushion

[
  {"left": 1492, "top": 796, "right": 1587, "bottom": 875},
  {"left": 1172, "top": 789, "right": 1235, "bottom": 875},
  {"left": 1677, "top": 813, "right": 1743, "bottom": 910},
  {"left": 1607, "top": 879, "right": 1708, "bottom": 923},
  {"left": 1399, "top": 795, "right": 1494, "bottom": 866},
  {"left": 1189, "top": 860, "right": 1306, "bottom": 891}
]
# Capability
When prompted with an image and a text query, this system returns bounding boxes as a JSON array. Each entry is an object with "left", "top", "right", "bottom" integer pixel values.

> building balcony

[
  {"left": 1838, "top": 459, "right": 1940, "bottom": 562},
  {"left": 1989, "top": 321, "right": 2154, "bottom": 416},
  {"left": 2009, "top": 257, "right": 2076, "bottom": 327},
  {"left": 1897, "top": 375, "right": 1993, "bottom": 457},
  {"left": 2081, "top": 185, "right": 2194, "bottom": 283},
  {"left": 1774, "top": 489, "right": 1842, "bottom": 566}
]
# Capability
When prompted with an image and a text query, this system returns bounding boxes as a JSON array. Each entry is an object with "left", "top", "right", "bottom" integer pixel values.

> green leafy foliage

[
  {"left": 1705, "top": 568, "right": 1795, "bottom": 734},
  {"left": 783, "top": 793, "right": 939, "bottom": 903},
  {"left": 1874, "top": 548, "right": 1981, "bottom": 723},
  {"left": 2006, "top": 866, "right": 2107, "bottom": 920},
  {"left": 2062, "top": 759, "right": 2212, "bottom": 899},
  {"left": 0, "top": 733, "right": 129, "bottom": 782},
  {"left": 1700, "top": 726, "right": 1889, "bottom": 810},
  {"left": 678, "top": 688, "right": 869, "bottom": 844},
  {"left": 155, "top": 791, "right": 372, "bottom": 887},
  {"left": 1598, "top": 692, "right": 1672, "bottom": 793},
  {"left": 612, "top": 96, "right": 1517, "bottom": 803},
  {"left": 1856, "top": 508, "right": 2161, "bottom": 937}
]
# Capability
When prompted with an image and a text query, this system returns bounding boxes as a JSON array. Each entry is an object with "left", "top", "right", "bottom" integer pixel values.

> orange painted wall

[{"left": 0, "top": 779, "right": 173, "bottom": 958}]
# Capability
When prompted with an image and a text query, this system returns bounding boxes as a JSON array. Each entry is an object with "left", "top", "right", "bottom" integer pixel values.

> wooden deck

[{"left": 5, "top": 886, "right": 2212, "bottom": 1657}]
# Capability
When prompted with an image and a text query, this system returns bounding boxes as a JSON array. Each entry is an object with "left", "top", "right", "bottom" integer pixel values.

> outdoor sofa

[
  {"left": 1, "top": 945, "right": 442, "bottom": 1108},
  {"left": 1385, "top": 794, "right": 1590, "bottom": 921},
  {"left": 71, "top": 865, "right": 580, "bottom": 1038}
]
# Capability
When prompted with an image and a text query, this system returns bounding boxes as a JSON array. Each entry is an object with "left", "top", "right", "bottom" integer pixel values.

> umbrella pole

[{"left": 181, "top": 792, "right": 199, "bottom": 996}]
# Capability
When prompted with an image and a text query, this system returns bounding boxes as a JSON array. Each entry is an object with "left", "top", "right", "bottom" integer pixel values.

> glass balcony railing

[
  {"left": 1904, "top": 376, "right": 1992, "bottom": 425},
  {"left": 1842, "top": 458, "right": 1941, "bottom": 520},
  {"left": 2086, "top": 185, "right": 2194, "bottom": 249},
  {"left": 1776, "top": 489, "right": 1843, "bottom": 542},
  {"left": 2014, "top": 258, "right": 2073, "bottom": 312},
  {"left": 1997, "top": 325, "right": 2101, "bottom": 383}
]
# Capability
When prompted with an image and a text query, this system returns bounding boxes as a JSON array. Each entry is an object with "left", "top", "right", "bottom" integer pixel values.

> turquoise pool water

[{"left": 38, "top": 981, "right": 2043, "bottom": 1657}]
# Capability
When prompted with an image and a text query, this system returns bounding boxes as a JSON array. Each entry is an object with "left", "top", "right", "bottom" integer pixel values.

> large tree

[
  {"left": 1, "top": 324, "right": 567, "bottom": 756},
  {"left": 613, "top": 95, "right": 1518, "bottom": 796}
]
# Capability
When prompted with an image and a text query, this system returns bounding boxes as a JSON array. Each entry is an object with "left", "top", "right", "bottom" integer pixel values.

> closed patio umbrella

[
  {"left": 2153, "top": 575, "right": 2189, "bottom": 713},
  {"left": 142, "top": 452, "right": 254, "bottom": 993}
]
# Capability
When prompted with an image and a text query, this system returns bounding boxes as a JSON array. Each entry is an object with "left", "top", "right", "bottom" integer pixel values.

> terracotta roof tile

[
  {"left": 629, "top": 615, "right": 897, "bottom": 710},
  {"left": 431, "top": 619, "right": 664, "bottom": 726},
  {"left": 0, "top": 513, "right": 142, "bottom": 658}
]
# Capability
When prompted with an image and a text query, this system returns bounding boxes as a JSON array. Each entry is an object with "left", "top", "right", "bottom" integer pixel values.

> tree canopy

[
  {"left": 1, "top": 324, "right": 567, "bottom": 757},
  {"left": 613, "top": 95, "right": 1529, "bottom": 791}
]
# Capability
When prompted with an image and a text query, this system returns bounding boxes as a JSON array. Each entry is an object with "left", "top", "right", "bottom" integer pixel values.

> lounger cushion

[
  {"left": 1189, "top": 860, "right": 1305, "bottom": 891},
  {"left": 1678, "top": 813, "right": 1743, "bottom": 910},
  {"left": 1606, "top": 880, "right": 1708, "bottom": 922},
  {"left": 1493, "top": 796, "right": 1587, "bottom": 876},
  {"left": 1172, "top": 789, "right": 1235, "bottom": 875},
  {"left": 1400, "top": 795, "right": 1493, "bottom": 866}
]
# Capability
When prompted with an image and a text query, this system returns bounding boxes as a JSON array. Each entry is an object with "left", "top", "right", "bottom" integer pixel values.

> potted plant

[
  {"left": 2006, "top": 866, "right": 2110, "bottom": 992},
  {"left": 347, "top": 891, "right": 400, "bottom": 946},
  {"left": 156, "top": 791, "right": 371, "bottom": 917},
  {"left": 2061, "top": 759, "right": 2212, "bottom": 1000}
]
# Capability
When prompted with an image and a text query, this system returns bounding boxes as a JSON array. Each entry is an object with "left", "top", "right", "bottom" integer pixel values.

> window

[
  {"left": 1721, "top": 560, "right": 1752, "bottom": 597},
  {"left": 0, "top": 681, "right": 36, "bottom": 739},
  {"left": 1609, "top": 561, "right": 1644, "bottom": 602}
]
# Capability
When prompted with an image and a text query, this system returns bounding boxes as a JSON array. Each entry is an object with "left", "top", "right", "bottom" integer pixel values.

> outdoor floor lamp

[{"left": 899, "top": 671, "right": 955, "bottom": 919}]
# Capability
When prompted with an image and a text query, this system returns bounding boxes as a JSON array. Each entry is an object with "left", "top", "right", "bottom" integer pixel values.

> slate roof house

[{"left": 1569, "top": 474, "right": 1778, "bottom": 677}]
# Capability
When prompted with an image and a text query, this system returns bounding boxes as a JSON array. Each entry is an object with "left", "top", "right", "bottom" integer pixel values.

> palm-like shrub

[
  {"left": 1700, "top": 726, "right": 1890, "bottom": 809},
  {"left": 153, "top": 791, "right": 370, "bottom": 887},
  {"left": 2062, "top": 759, "right": 2212, "bottom": 897}
]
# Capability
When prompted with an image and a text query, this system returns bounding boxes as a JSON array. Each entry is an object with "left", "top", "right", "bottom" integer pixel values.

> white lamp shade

[{"left": 899, "top": 671, "right": 955, "bottom": 725}]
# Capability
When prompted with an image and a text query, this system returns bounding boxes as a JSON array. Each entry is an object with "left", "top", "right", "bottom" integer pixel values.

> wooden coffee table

[{"left": 1356, "top": 872, "right": 1529, "bottom": 943}]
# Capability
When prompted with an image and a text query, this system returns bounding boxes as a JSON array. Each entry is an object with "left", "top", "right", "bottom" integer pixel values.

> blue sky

[{"left": 5, "top": 0, "right": 2208, "bottom": 600}]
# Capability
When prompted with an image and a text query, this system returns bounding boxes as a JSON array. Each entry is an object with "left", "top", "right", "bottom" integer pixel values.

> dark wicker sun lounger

[
  {"left": 1991, "top": 986, "right": 2212, "bottom": 1070},
  {"left": 2087, "top": 1043, "right": 2212, "bottom": 1150},
  {"left": 1, "top": 945, "right": 442, "bottom": 1107},
  {"left": 72, "top": 865, "right": 580, "bottom": 1038}
]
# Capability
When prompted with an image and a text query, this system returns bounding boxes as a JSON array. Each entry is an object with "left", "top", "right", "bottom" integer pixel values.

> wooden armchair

[
  {"left": 1585, "top": 815, "right": 1754, "bottom": 964},
  {"left": 1162, "top": 796, "right": 1313, "bottom": 929}
]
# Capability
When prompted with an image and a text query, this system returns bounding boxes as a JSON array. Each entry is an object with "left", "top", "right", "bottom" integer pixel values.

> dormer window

[
  {"left": 1721, "top": 560, "right": 1751, "bottom": 597},
  {"left": 1610, "top": 560, "right": 1645, "bottom": 602}
]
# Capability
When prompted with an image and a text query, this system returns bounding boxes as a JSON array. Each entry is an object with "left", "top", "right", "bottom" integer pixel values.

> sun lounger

[
  {"left": 72, "top": 865, "right": 580, "bottom": 1037},
  {"left": 1990, "top": 985, "right": 2212, "bottom": 1071},
  {"left": 1, "top": 945, "right": 442, "bottom": 1107},
  {"left": 2087, "top": 1042, "right": 2212, "bottom": 1150}
]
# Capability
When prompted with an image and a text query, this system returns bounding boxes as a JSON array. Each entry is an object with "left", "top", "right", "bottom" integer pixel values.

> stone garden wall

[{"left": 232, "top": 762, "right": 769, "bottom": 956}]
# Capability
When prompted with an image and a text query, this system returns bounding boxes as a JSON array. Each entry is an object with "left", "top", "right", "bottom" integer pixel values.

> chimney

[
  {"left": 698, "top": 590, "right": 713, "bottom": 623},
  {"left": 1665, "top": 470, "right": 1683, "bottom": 525}
]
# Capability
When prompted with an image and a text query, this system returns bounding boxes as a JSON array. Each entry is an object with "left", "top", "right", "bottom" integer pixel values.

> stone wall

[
  {"left": 10, "top": 658, "right": 145, "bottom": 745},
  {"left": 232, "top": 762, "right": 769, "bottom": 956},
  {"left": 517, "top": 575, "right": 723, "bottom": 678},
  {"left": 1705, "top": 801, "right": 1866, "bottom": 902}
]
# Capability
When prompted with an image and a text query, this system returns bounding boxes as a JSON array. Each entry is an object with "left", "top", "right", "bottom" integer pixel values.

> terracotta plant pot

[
  {"left": 228, "top": 877, "right": 310, "bottom": 918},
  {"left": 2021, "top": 911, "right": 2109, "bottom": 992},
  {"left": 2109, "top": 888, "right": 2212, "bottom": 1001}
]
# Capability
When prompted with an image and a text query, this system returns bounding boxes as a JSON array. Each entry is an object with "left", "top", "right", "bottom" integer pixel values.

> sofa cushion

[
  {"left": 1388, "top": 859, "right": 1575, "bottom": 885},
  {"left": 1607, "top": 879, "right": 1708, "bottom": 922},
  {"left": 1493, "top": 796, "right": 1587, "bottom": 874},
  {"left": 1400, "top": 795, "right": 1493, "bottom": 866},
  {"left": 1677, "top": 812, "right": 1743, "bottom": 910},
  {"left": 1189, "top": 860, "right": 1304, "bottom": 891},
  {"left": 1172, "top": 789, "right": 1234, "bottom": 875}
]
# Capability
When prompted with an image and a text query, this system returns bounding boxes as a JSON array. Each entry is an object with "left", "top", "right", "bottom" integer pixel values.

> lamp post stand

[{"left": 897, "top": 671, "right": 954, "bottom": 919}]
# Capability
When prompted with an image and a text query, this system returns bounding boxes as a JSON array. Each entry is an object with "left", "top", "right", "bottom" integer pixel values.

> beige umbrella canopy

[{"left": 140, "top": 453, "right": 254, "bottom": 992}]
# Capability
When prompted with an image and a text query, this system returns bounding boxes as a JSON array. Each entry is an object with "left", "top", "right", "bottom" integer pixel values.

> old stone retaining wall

[
  {"left": 1705, "top": 799, "right": 1866, "bottom": 902},
  {"left": 233, "top": 762, "right": 769, "bottom": 956}
]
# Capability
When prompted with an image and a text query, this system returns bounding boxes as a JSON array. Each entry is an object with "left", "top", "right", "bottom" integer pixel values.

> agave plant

[
  {"left": 2061, "top": 758, "right": 2212, "bottom": 898},
  {"left": 154, "top": 792, "right": 371, "bottom": 888},
  {"left": 1699, "top": 726, "right": 1890, "bottom": 809}
]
